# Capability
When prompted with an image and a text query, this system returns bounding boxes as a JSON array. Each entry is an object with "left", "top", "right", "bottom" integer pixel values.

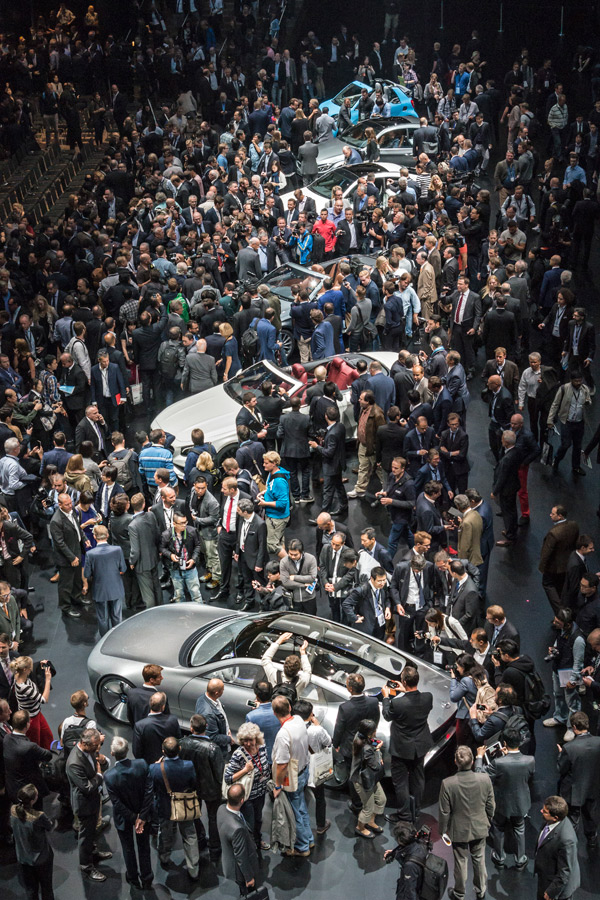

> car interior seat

[{"left": 327, "top": 357, "right": 360, "bottom": 391}]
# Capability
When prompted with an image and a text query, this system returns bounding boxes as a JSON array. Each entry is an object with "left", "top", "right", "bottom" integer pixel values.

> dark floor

[{"left": 2, "top": 231, "right": 600, "bottom": 900}]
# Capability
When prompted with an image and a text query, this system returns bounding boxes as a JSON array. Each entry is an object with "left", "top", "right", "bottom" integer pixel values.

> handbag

[
  {"left": 357, "top": 304, "right": 377, "bottom": 344},
  {"left": 308, "top": 747, "right": 333, "bottom": 788},
  {"left": 221, "top": 750, "right": 255, "bottom": 802},
  {"left": 160, "top": 761, "right": 201, "bottom": 822},
  {"left": 246, "top": 888, "right": 269, "bottom": 900},
  {"left": 540, "top": 438, "right": 554, "bottom": 466}
]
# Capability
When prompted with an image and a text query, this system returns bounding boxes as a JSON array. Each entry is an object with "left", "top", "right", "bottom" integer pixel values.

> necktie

[
  {"left": 455, "top": 292, "right": 466, "bottom": 324},
  {"left": 1, "top": 656, "right": 12, "bottom": 684},
  {"left": 225, "top": 498, "right": 233, "bottom": 532},
  {"left": 415, "top": 572, "right": 424, "bottom": 608},
  {"left": 374, "top": 589, "right": 382, "bottom": 618},
  {"left": 537, "top": 825, "right": 550, "bottom": 847},
  {"left": 450, "top": 432, "right": 455, "bottom": 445}
]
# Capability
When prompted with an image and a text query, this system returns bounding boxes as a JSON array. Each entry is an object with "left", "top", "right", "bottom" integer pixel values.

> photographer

[
  {"left": 542, "top": 608, "right": 586, "bottom": 742},
  {"left": 421, "top": 608, "right": 468, "bottom": 665},
  {"left": 448, "top": 654, "right": 480, "bottom": 746},
  {"left": 383, "top": 822, "right": 430, "bottom": 900}
]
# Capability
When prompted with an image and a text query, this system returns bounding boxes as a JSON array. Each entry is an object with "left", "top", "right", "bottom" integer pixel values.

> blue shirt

[
  {"left": 563, "top": 164, "right": 586, "bottom": 185},
  {"left": 264, "top": 467, "right": 291, "bottom": 518}
]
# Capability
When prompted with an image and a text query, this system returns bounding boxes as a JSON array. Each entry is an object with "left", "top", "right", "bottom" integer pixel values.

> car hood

[
  {"left": 153, "top": 386, "right": 240, "bottom": 451},
  {"left": 317, "top": 138, "right": 348, "bottom": 163}
]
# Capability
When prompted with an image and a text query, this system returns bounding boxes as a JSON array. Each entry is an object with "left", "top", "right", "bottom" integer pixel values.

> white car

[
  {"left": 281, "top": 161, "right": 408, "bottom": 212},
  {"left": 152, "top": 351, "right": 398, "bottom": 480}
]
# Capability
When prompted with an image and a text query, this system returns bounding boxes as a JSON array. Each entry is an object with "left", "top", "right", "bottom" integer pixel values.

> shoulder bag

[
  {"left": 160, "top": 760, "right": 201, "bottom": 822},
  {"left": 221, "top": 749, "right": 256, "bottom": 802}
]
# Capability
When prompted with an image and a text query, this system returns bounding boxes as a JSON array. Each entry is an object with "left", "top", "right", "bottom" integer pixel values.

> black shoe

[
  {"left": 518, "top": 516, "right": 530, "bottom": 526},
  {"left": 126, "top": 874, "right": 141, "bottom": 888},
  {"left": 213, "top": 590, "right": 230, "bottom": 604},
  {"left": 552, "top": 460, "right": 559, "bottom": 472},
  {"left": 80, "top": 597, "right": 93, "bottom": 606},
  {"left": 385, "top": 812, "right": 402, "bottom": 823},
  {"left": 141, "top": 879, "right": 153, "bottom": 889},
  {"left": 491, "top": 852, "right": 505, "bottom": 868},
  {"left": 308, "top": 519, "right": 318, "bottom": 526},
  {"left": 347, "top": 801, "right": 361, "bottom": 814},
  {"left": 475, "top": 894, "right": 486, "bottom": 900},
  {"left": 93, "top": 849, "right": 113, "bottom": 861},
  {"left": 329, "top": 507, "right": 348, "bottom": 516},
  {"left": 448, "top": 891, "right": 464, "bottom": 900},
  {"left": 64, "top": 608, "right": 81, "bottom": 618},
  {"left": 235, "top": 593, "right": 244, "bottom": 604},
  {"left": 82, "top": 867, "right": 106, "bottom": 882},
  {"left": 572, "top": 467, "right": 586, "bottom": 476},
  {"left": 587, "top": 834, "right": 598, "bottom": 848},
  {"left": 241, "top": 601, "right": 255, "bottom": 611}
]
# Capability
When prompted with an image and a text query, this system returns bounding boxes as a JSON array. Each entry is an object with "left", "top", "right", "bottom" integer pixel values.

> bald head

[
  {"left": 487, "top": 375, "right": 502, "bottom": 392},
  {"left": 207, "top": 678, "right": 225, "bottom": 699}
]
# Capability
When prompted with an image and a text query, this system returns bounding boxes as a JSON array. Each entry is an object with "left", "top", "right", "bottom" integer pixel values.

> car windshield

[
  {"left": 233, "top": 613, "right": 405, "bottom": 693},
  {"left": 310, "top": 168, "right": 358, "bottom": 198},
  {"left": 223, "top": 362, "right": 297, "bottom": 403},
  {"left": 261, "top": 265, "right": 323, "bottom": 297},
  {"left": 189, "top": 617, "right": 252, "bottom": 666},
  {"left": 333, "top": 85, "right": 363, "bottom": 106}
]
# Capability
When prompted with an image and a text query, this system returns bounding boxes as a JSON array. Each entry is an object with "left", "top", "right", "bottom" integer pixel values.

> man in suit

[
  {"left": 416, "top": 482, "right": 449, "bottom": 553},
  {"left": 319, "top": 530, "right": 350, "bottom": 623},
  {"left": 343, "top": 568, "right": 390, "bottom": 640},
  {"left": 382, "top": 666, "right": 433, "bottom": 824},
  {"left": 562, "top": 307, "right": 596, "bottom": 390},
  {"left": 2, "top": 709, "right": 52, "bottom": 803},
  {"left": 132, "top": 691, "right": 181, "bottom": 766},
  {"left": 561, "top": 536, "right": 595, "bottom": 609},
  {"left": 448, "top": 275, "right": 483, "bottom": 376},
  {"left": 534, "top": 795, "right": 580, "bottom": 900},
  {"left": 510, "top": 412, "right": 541, "bottom": 525},
  {"left": 234, "top": 499, "right": 268, "bottom": 611},
  {"left": 181, "top": 338, "right": 218, "bottom": 395},
  {"left": 59, "top": 353, "right": 88, "bottom": 429},
  {"left": 310, "top": 309, "right": 336, "bottom": 360},
  {"left": 487, "top": 374, "right": 514, "bottom": 462},
  {"left": 194, "top": 678, "right": 231, "bottom": 758},
  {"left": 491, "top": 430, "right": 521, "bottom": 546},
  {"left": 466, "top": 489, "right": 494, "bottom": 597},
  {"left": 126, "top": 665, "right": 170, "bottom": 725},
  {"left": 180, "top": 713, "right": 224, "bottom": 860},
  {"left": 538, "top": 505, "right": 580, "bottom": 614},
  {"left": 298, "top": 131, "right": 319, "bottom": 185},
  {"left": 49, "top": 493, "right": 88, "bottom": 618},
  {"left": 277, "top": 396, "right": 312, "bottom": 502},
  {"left": 429, "top": 378, "right": 454, "bottom": 438},
  {"left": 66, "top": 726, "right": 112, "bottom": 882},
  {"left": 0, "top": 635, "right": 17, "bottom": 706},
  {"left": 104, "top": 736, "right": 153, "bottom": 889},
  {"left": 218, "top": 783, "right": 260, "bottom": 893},
  {"left": 129, "top": 493, "right": 162, "bottom": 609},
  {"left": 449, "top": 560, "right": 480, "bottom": 634},
  {"left": 74, "top": 405, "right": 110, "bottom": 461},
  {"left": 389, "top": 557, "right": 435, "bottom": 651},
  {"left": 39, "top": 432, "right": 72, "bottom": 474},
  {"left": 359, "top": 527, "right": 393, "bottom": 574},
  {"left": 236, "top": 237, "right": 263, "bottom": 281},
  {"left": 404, "top": 417, "right": 437, "bottom": 478},
  {"left": 475, "top": 726, "right": 534, "bottom": 868},
  {"left": 245, "top": 682, "right": 280, "bottom": 762},
  {"left": 309, "top": 405, "right": 347, "bottom": 515},
  {"left": 332, "top": 673, "right": 380, "bottom": 810},
  {"left": 484, "top": 605, "right": 520, "bottom": 650},
  {"left": 439, "top": 746, "right": 495, "bottom": 900},
  {"left": 214, "top": 477, "right": 252, "bottom": 604},
  {"left": 148, "top": 737, "right": 200, "bottom": 880},
  {"left": 151, "top": 486, "right": 186, "bottom": 534},
  {"left": 84, "top": 524, "right": 126, "bottom": 635},
  {"left": 90, "top": 350, "right": 126, "bottom": 433},
  {"left": 558, "top": 711, "right": 600, "bottom": 847},
  {"left": 367, "top": 361, "right": 396, "bottom": 415},
  {"left": 454, "top": 495, "right": 483, "bottom": 566},
  {"left": 482, "top": 298, "right": 519, "bottom": 361},
  {"left": 439, "top": 414, "right": 470, "bottom": 495}
]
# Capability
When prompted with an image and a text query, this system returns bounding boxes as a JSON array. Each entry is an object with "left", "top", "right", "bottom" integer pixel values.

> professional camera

[
  {"left": 491, "top": 648, "right": 502, "bottom": 660},
  {"left": 355, "top": 210, "right": 368, "bottom": 224},
  {"left": 33, "top": 487, "right": 49, "bottom": 504},
  {"left": 544, "top": 647, "right": 560, "bottom": 662}
]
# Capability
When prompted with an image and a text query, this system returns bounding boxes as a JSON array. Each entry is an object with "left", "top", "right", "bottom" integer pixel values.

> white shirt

[
  {"left": 222, "top": 492, "right": 239, "bottom": 532},
  {"left": 406, "top": 569, "right": 421, "bottom": 607},
  {"left": 454, "top": 291, "right": 468, "bottom": 325},
  {"left": 272, "top": 714, "right": 310, "bottom": 771},
  {"left": 101, "top": 366, "right": 110, "bottom": 397},
  {"left": 240, "top": 516, "right": 251, "bottom": 550}
]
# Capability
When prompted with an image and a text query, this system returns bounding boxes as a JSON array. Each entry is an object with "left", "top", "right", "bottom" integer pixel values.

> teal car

[{"left": 324, "top": 79, "right": 417, "bottom": 125}]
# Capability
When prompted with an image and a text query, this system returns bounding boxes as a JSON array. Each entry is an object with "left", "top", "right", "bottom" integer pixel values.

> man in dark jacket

[
  {"left": 147, "top": 737, "right": 199, "bottom": 879},
  {"left": 194, "top": 678, "right": 231, "bottom": 758},
  {"left": 343, "top": 568, "right": 391, "bottom": 640},
  {"left": 534, "top": 796, "right": 580, "bottom": 900},
  {"left": 539, "top": 505, "right": 580, "bottom": 614},
  {"left": 482, "top": 297, "right": 518, "bottom": 360},
  {"left": 332, "top": 673, "right": 380, "bottom": 812},
  {"left": 49, "top": 493, "right": 88, "bottom": 618},
  {"left": 376, "top": 457, "right": 417, "bottom": 559},
  {"left": 557, "top": 711, "right": 600, "bottom": 846},
  {"left": 382, "top": 666, "right": 433, "bottom": 823},
  {"left": 132, "top": 692, "right": 181, "bottom": 765},
  {"left": 235, "top": 499, "right": 268, "bottom": 610},
  {"left": 104, "top": 737, "right": 153, "bottom": 889},
  {"left": 2, "top": 710, "right": 52, "bottom": 803},
  {"left": 160, "top": 514, "right": 202, "bottom": 603},
  {"left": 131, "top": 305, "right": 167, "bottom": 414},
  {"left": 277, "top": 396, "right": 312, "bottom": 502},
  {"left": 126, "top": 664, "right": 170, "bottom": 725},
  {"left": 487, "top": 374, "right": 515, "bottom": 462},
  {"left": 180, "top": 714, "right": 224, "bottom": 860},
  {"left": 66, "top": 727, "right": 112, "bottom": 882},
  {"left": 491, "top": 430, "right": 521, "bottom": 545},
  {"left": 309, "top": 406, "right": 347, "bottom": 515}
]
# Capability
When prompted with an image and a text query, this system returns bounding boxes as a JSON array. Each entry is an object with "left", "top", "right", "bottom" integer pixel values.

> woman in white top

[{"left": 11, "top": 656, "right": 54, "bottom": 749}]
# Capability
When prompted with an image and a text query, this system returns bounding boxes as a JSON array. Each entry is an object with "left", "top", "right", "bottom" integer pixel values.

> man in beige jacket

[
  {"left": 416, "top": 249, "right": 438, "bottom": 320},
  {"left": 454, "top": 494, "right": 483, "bottom": 565}
]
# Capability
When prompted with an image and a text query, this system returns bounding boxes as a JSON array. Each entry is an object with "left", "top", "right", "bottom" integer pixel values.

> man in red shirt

[{"left": 312, "top": 209, "right": 338, "bottom": 259}]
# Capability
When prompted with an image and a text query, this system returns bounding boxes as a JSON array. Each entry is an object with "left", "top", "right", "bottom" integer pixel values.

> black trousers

[
  {"left": 20, "top": 855, "right": 55, "bottom": 900},
  {"left": 287, "top": 457, "right": 311, "bottom": 499},
  {"left": 569, "top": 799, "right": 597, "bottom": 838},
  {"left": 390, "top": 754, "right": 425, "bottom": 822},
  {"left": 97, "top": 397, "right": 119, "bottom": 433},
  {"left": 322, "top": 470, "right": 347, "bottom": 512},
  {"left": 218, "top": 530, "right": 238, "bottom": 592},
  {"left": 450, "top": 323, "right": 475, "bottom": 372},
  {"left": 57, "top": 564, "right": 83, "bottom": 611},
  {"left": 238, "top": 556, "right": 263, "bottom": 603},
  {"left": 118, "top": 824, "right": 152, "bottom": 883},
  {"left": 554, "top": 419, "right": 585, "bottom": 470},
  {"left": 78, "top": 810, "right": 99, "bottom": 868},
  {"left": 446, "top": 466, "right": 468, "bottom": 495},
  {"left": 313, "top": 783, "right": 327, "bottom": 829},
  {"left": 488, "top": 423, "right": 503, "bottom": 462},
  {"left": 498, "top": 489, "right": 518, "bottom": 541},
  {"left": 139, "top": 369, "right": 158, "bottom": 413},
  {"left": 527, "top": 396, "right": 546, "bottom": 445}
]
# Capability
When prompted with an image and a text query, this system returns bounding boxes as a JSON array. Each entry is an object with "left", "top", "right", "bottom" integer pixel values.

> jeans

[
  {"left": 158, "top": 818, "right": 199, "bottom": 877},
  {"left": 387, "top": 520, "right": 414, "bottom": 559},
  {"left": 118, "top": 824, "right": 152, "bottom": 883},
  {"left": 20, "top": 856, "right": 55, "bottom": 900},
  {"left": 287, "top": 765, "right": 314, "bottom": 851},
  {"left": 287, "top": 457, "right": 311, "bottom": 499},
  {"left": 96, "top": 598, "right": 122, "bottom": 635},
  {"left": 452, "top": 837, "right": 487, "bottom": 899},
  {"left": 490, "top": 814, "right": 526, "bottom": 863},
  {"left": 171, "top": 566, "right": 202, "bottom": 602},
  {"left": 551, "top": 670, "right": 581, "bottom": 725}
]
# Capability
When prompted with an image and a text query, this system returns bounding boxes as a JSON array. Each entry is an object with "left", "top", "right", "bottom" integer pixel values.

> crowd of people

[{"left": 0, "top": 2, "right": 599, "bottom": 900}]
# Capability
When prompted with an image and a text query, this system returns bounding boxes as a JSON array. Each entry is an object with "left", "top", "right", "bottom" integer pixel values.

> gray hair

[
  {"left": 236, "top": 722, "right": 264, "bottom": 746},
  {"left": 453, "top": 494, "right": 470, "bottom": 512},
  {"left": 455, "top": 745, "right": 473, "bottom": 770},
  {"left": 80, "top": 727, "right": 101, "bottom": 749},
  {"left": 237, "top": 498, "right": 254, "bottom": 516},
  {"left": 111, "top": 736, "right": 129, "bottom": 759},
  {"left": 97, "top": 349, "right": 109, "bottom": 361},
  {"left": 4, "top": 438, "right": 19, "bottom": 454},
  {"left": 502, "top": 430, "right": 517, "bottom": 447}
]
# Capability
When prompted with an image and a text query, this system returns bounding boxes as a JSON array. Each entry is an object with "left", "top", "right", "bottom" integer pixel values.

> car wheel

[
  {"left": 215, "top": 443, "right": 240, "bottom": 468},
  {"left": 97, "top": 674, "right": 135, "bottom": 722},
  {"left": 280, "top": 328, "right": 294, "bottom": 357}
]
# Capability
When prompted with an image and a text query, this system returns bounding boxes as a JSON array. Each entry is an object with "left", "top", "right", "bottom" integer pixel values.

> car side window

[
  {"left": 379, "top": 129, "right": 406, "bottom": 148},
  {"left": 204, "top": 664, "right": 262, "bottom": 688}
]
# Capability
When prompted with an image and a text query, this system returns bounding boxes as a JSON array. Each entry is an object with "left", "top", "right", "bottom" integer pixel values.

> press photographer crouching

[{"left": 383, "top": 822, "right": 431, "bottom": 900}]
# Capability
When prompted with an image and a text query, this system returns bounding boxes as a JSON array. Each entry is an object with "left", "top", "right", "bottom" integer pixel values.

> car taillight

[{"left": 411, "top": 99, "right": 415, "bottom": 110}]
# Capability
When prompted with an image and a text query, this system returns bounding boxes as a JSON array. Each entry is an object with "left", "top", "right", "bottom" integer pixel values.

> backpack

[
  {"left": 522, "top": 669, "right": 551, "bottom": 720},
  {"left": 413, "top": 851, "right": 449, "bottom": 900},
  {"left": 272, "top": 670, "right": 298, "bottom": 706},
  {"left": 62, "top": 716, "right": 92, "bottom": 756},
  {"left": 159, "top": 343, "right": 181, "bottom": 380},
  {"left": 108, "top": 449, "right": 134, "bottom": 492},
  {"left": 357, "top": 303, "right": 377, "bottom": 346},
  {"left": 492, "top": 708, "right": 531, "bottom": 749},
  {"left": 241, "top": 317, "right": 259, "bottom": 361}
]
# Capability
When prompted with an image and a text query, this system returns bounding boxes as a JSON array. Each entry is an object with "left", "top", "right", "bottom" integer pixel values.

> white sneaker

[
  {"left": 543, "top": 718, "right": 561, "bottom": 727},
  {"left": 347, "top": 490, "right": 360, "bottom": 499},
  {"left": 563, "top": 729, "right": 575, "bottom": 742}
]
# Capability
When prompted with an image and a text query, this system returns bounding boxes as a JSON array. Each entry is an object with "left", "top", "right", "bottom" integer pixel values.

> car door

[
  {"left": 178, "top": 662, "right": 264, "bottom": 736},
  {"left": 378, "top": 127, "right": 410, "bottom": 164}
]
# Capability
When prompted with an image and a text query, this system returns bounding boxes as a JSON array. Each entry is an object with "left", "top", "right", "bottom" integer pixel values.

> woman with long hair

[
  {"left": 11, "top": 783, "right": 55, "bottom": 900},
  {"left": 11, "top": 656, "right": 54, "bottom": 749},
  {"left": 448, "top": 653, "right": 480, "bottom": 746},
  {"left": 13, "top": 339, "right": 36, "bottom": 392},
  {"left": 65, "top": 455, "right": 93, "bottom": 495},
  {"left": 350, "top": 718, "right": 385, "bottom": 838}
]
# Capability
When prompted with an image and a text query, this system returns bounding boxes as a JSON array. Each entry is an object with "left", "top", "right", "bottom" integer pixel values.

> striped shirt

[
  {"left": 138, "top": 443, "right": 177, "bottom": 487},
  {"left": 15, "top": 678, "right": 44, "bottom": 717}
]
